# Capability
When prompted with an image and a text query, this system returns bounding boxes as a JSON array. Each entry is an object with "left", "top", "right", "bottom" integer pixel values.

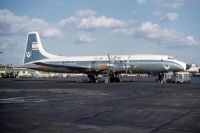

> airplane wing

[{"left": 34, "top": 62, "right": 90, "bottom": 71}]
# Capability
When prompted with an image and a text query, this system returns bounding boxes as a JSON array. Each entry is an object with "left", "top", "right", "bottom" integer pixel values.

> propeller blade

[
  {"left": 129, "top": 68, "right": 132, "bottom": 74},
  {"left": 127, "top": 55, "right": 131, "bottom": 63},
  {"left": 124, "top": 55, "right": 132, "bottom": 74},
  {"left": 124, "top": 65, "right": 131, "bottom": 74},
  {"left": 106, "top": 67, "right": 111, "bottom": 76},
  {"left": 107, "top": 54, "right": 115, "bottom": 77},
  {"left": 125, "top": 68, "right": 128, "bottom": 74},
  {"left": 108, "top": 54, "right": 112, "bottom": 63}
]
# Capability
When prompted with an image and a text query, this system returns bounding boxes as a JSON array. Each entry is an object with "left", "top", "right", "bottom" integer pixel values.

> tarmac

[{"left": 0, "top": 77, "right": 200, "bottom": 133}]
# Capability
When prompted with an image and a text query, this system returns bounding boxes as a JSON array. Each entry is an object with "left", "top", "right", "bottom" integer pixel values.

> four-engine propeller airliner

[{"left": 23, "top": 32, "right": 190, "bottom": 82}]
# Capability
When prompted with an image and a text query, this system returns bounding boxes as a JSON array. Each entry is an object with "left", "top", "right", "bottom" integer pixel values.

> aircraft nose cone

[{"left": 186, "top": 64, "right": 191, "bottom": 70}]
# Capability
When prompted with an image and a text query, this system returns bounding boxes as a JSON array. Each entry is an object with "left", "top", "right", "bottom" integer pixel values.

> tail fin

[{"left": 23, "top": 32, "right": 48, "bottom": 64}]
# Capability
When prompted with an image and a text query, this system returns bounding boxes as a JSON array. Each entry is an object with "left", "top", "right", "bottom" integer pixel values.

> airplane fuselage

[
  {"left": 24, "top": 55, "right": 186, "bottom": 74},
  {"left": 22, "top": 32, "right": 189, "bottom": 82}
]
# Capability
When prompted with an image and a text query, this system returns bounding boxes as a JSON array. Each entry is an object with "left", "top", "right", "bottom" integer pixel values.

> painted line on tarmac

[{"left": 0, "top": 96, "right": 48, "bottom": 103}]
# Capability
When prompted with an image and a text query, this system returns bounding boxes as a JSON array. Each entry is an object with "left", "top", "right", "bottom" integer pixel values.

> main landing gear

[
  {"left": 87, "top": 73, "right": 121, "bottom": 83},
  {"left": 109, "top": 75, "right": 121, "bottom": 82},
  {"left": 157, "top": 73, "right": 166, "bottom": 83},
  {"left": 87, "top": 73, "right": 97, "bottom": 83}
]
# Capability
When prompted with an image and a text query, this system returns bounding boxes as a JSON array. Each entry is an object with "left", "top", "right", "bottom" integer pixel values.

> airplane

[{"left": 22, "top": 31, "right": 190, "bottom": 82}]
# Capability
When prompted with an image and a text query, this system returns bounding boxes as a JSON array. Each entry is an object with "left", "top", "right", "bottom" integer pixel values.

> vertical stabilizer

[{"left": 23, "top": 32, "right": 48, "bottom": 64}]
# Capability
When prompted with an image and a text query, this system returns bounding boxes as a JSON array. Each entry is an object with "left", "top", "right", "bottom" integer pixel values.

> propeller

[
  {"left": 106, "top": 54, "right": 116, "bottom": 76},
  {"left": 124, "top": 55, "right": 132, "bottom": 74}
]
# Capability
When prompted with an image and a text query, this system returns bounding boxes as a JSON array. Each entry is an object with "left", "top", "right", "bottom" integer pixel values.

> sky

[{"left": 0, "top": 0, "right": 200, "bottom": 66}]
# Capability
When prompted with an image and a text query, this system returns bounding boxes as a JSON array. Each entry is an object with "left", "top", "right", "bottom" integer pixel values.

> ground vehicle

[
  {"left": 0, "top": 66, "right": 17, "bottom": 78},
  {"left": 167, "top": 72, "right": 191, "bottom": 83}
]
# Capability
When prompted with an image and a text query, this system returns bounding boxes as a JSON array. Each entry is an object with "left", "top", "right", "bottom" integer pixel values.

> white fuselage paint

[{"left": 24, "top": 54, "right": 187, "bottom": 74}]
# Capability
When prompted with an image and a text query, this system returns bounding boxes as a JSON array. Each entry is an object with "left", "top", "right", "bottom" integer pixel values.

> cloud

[
  {"left": 41, "top": 28, "right": 63, "bottom": 39},
  {"left": 0, "top": 9, "right": 198, "bottom": 47},
  {"left": 160, "top": 13, "right": 179, "bottom": 21},
  {"left": 58, "top": 9, "right": 127, "bottom": 30},
  {"left": 78, "top": 16, "right": 127, "bottom": 30},
  {"left": 0, "top": 9, "right": 63, "bottom": 38},
  {"left": 0, "top": 9, "right": 27, "bottom": 35},
  {"left": 184, "top": 36, "right": 198, "bottom": 45},
  {"left": 134, "top": 22, "right": 198, "bottom": 45},
  {"left": 76, "top": 32, "right": 94, "bottom": 44},
  {"left": 57, "top": 16, "right": 78, "bottom": 27},
  {"left": 76, "top": 9, "right": 96, "bottom": 17},
  {"left": 0, "top": 9, "right": 129, "bottom": 45},
  {"left": 153, "top": 11, "right": 179, "bottom": 21},
  {"left": 58, "top": 9, "right": 128, "bottom": 43},
  {"left": 112, "top": 28, "right": 134, "bottom": 35}
]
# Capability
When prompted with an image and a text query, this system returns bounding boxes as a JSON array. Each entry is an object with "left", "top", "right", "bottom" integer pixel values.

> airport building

[{"left": 0, "top": 64, "right": 69, "bottom": 78}]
